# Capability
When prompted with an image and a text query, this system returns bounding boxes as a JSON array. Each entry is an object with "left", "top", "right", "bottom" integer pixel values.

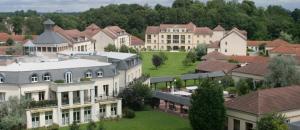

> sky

[{"left": 0, "top": 0, "right": 299, "bottom": 12}]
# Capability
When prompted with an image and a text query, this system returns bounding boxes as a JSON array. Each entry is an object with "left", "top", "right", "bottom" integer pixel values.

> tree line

[{"left": 0, "top": 0, "right": 299, "bottom": 43}]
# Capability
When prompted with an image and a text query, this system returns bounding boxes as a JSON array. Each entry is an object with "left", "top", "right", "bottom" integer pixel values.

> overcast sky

[{"left": 0, "top": 0, "right": 299, "bottom": 12}]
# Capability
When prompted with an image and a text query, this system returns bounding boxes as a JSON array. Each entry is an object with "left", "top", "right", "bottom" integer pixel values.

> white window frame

[
  {"left": 32, "top": 114, "right": 40, "bottom": 128},
  {"left": 43, "top": 73, "right": 51, "bottom": 81},
  {"left": 31, "top": 74, "right": 38, "bottom": 83},
  {"left": 99, "top": 105, "right": 106, "bottom": 118},
  {"left": 45, "top": 112, "right": 53, "bottom": 126},
  {"left": 0, "top": 75, "right": 4, "bottom": 83},
  {"left": 97, "top": 71, "right": 103, "bottom": 77},
  {"left": 84, "top": 107, "right": 91, "bottom": 122},
  {"left": 85, "top": 71, "right": 92, "bottom": 78},
  {"left": 111, "top": 104, "right": 117, "bottom": 116},
  {"left": 65, "top": 72, "right": 72, "bottom": 83}
]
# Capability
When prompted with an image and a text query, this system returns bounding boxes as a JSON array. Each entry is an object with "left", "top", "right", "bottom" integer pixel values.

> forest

[{"left": 0, "top": 0, "right": 299, "bottom": 43}]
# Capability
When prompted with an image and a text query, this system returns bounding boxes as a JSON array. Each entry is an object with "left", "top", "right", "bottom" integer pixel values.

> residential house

[
  {"left": 225, "top": 86, "right": 300, "bottom": 130},
  {"left": 97, "top": 26, "right": 130, "bottom": 49},
  {"left": 130, "top": 35, "right": 144, "bottom": 50},
  {"left": 196, "top": 60, "right": 238, "bottom": 74},
  {"left": 83, "top": 24, "right": 103, "bottom": 51}
]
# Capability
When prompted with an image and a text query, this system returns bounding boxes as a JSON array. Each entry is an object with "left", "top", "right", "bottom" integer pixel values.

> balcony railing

[
  {"left": 28, "top": 100, "right": 57, "bottom": 109},
  {"left": 73, "top": 97, "right": 80, "bottom": 104},
  {"left": 95, "top": 96, "right": 117, "bottom": 102},
  {"left": 62, "top": 99, "right": 69, "bottom": 105},
  {"left": 84, "top": 96, "right": 91, "bottom": 104}
]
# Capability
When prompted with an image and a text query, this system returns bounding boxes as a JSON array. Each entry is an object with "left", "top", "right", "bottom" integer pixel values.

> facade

[
  {"left": 145, "top": 22, "right": 247, "bottom": 53},
  {"left": 130, "top": 35, "right": 144, "bottom": 50},
  {"left": 96, "top": 26, "right": 130, "bottom": 49},
  {"left": 31, "top": 19, "right": 94, "bottom": 54},
  {"left": 225, "top": 86, "right": 300, "bottom": 130},
  {"left": 83, "top": 24, "right": 103, "bottom": 51}
]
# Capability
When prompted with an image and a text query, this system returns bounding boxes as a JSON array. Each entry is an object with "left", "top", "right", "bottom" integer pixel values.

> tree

[
  {"left": 279, "top": 31, "right": 293, "bottom": 43},
  {"left": 195, "top": 44, "right": 207, "bottom": 60},
  {"left": 174, "top": 77, "right": 183, "bottom": 89},
  {"left": 182, "top": 57, "right": 193, "bottom": 66},
  {"left": 118, "top": 81, "right": 152, "bottom": 111},
  {"left": 119, "top": 44, "right": 130, "bottom": 53},
  {"left": 189, "top": 79, "right": 225, "bottom": 130},
  {"left": 186, "top": 51, "right": 197, "bottom": 63},
  {"left": 158, "top": 51, "right": 168, "bottom": 64},
  {"left": 152, "top": 54, "right": 163, "bottom": 69},
  {"left": 257, "top": 113, "right": 288, "bottom": 130},
  {"left": 236, "top": 79, "right": 251, "bottom": 95},
  {"left": 6, "top": 38, "right": 14, "bottom": 46},
  {"left": 266, "top": 56, "right": 300, "bottom": 88},
  {"left": 104, "top": 44, "right": 117, "bottom": 52}
]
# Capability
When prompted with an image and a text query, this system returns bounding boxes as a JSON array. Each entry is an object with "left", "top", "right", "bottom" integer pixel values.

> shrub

[
  {"left": 158, "top": 52, "right": 168, "bottom": 64},
  {"left": 86, "top": 121, "right": 97, "bottom": 130},
  {"left": 80, "top": 77, "right": 91, "bottom": 81},
  {"left": 47, "top": 124, "right": 59, "bottom": 130},
  {"left": 69, "top": 122, "right": 80, "bottom": 130},
  {"left": 54, "top": 80, "right": 65, "bottom": 83},
  {"left": 97, "top": 121, "right": 105, "bottom": 130},
  {"left": 124, "top": 108, "right": 135, "bottom": 119}
]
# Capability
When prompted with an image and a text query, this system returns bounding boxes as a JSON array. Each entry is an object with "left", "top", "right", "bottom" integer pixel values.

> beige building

[
  {"left": 96, "top": 26, "right": 130, "bottom": 49},
  {"left": 145, "top": 22, "right": 247, "bottom": 53},
  {"left": 225, "top": 86, "right": 300, "bottom": 130}
]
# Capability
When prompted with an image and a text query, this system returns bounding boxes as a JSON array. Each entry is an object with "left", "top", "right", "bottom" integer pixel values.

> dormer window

[
  {"left": 85, "top": 71, "right": 92, "bottom": 78},
  {"left": 43, "top": 73, "right": 51, "bottom": 81},
  {"left": 31, "top": 74, "right": 38, "bottom": 83},
  {"left": 0, "top": 74, "right": 4, "bottom": 83},
  {"left": 97, "top": 71, "right": 103, "bottom": 77},
  {"left": 65, "top": 72, "right": 72, "bottom": 83}
]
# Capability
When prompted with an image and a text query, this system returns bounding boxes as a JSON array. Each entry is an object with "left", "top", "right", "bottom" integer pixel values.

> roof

[
  {"left": 222, "top": 27, "right": 247, "bottom": 40},
  {"left": 145, "top": 26, "right": 160, "bottom": 34},
  {"left": 247, "top": 40, "right": 271, "bottom": 47},
  {"left": 96, "top": 51, "right": 136, "bottom": 60},
  {"left": 0, "top": 59, "right": 111, "bottom": 72},
  {"left": 202, "top": 51, "right": 228, "bottom": 61},
  {"left": 54, "top": 26, "right": 91, "bottom": 43},
  {"left": 153, "top": 91, "right": 191, "bottom": 106},
  {"left": 160, "top": 22, "right": 196, "bottom": 32},
  {"left": 102, "top": 26, "right": 127, "bottom": 39},
  {"left": 0, "top": 32, "right": 29, "bottom": 42},
  {"left": 225, "top": 86, "right": 300, "bottom": 115},
  {"left": 43, "top": 19, "right": 55, "bottom": 25},
  {"left": 33, "top": 30, "right": 68, "bottom": 44},
  {"left": 208, "top": 41, "right": 220, "bottom": 48},
  {"left": 23, "top": 40, "right": 35, "bottom": 47},
  {"left": 197, "top": 60, "right": 238, "bottom": 73},
  {"left": 195, "top": 27, "right": 213, "bottom": 35},
  {"left": 266, "top": 39, "right": 290, "bottom": 48},
  {"left": 229, "top": 56, "right": 269, "bottom": 63},
  {"left": 213, "top": 25, "right": 225, "bottom": 31},
  {"left": 270, "top": 44, "right": 300, "bottom": 55},
  {"left": 130, "top": 35, "right": 144, "bottom": 46},
  {"left": 232, "top": 62, "right": 269, "bottom": 76},
  {"left": 83, "top": 24, "right": 101, "bottom": 37}
]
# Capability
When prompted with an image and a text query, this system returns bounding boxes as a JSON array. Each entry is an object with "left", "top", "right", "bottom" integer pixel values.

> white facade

[{"left": 219, "top": 31, "right": 247, "bottom": 56}]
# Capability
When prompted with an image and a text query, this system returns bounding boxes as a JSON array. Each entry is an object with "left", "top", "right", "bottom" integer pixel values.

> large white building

[{"left": 0, "top": 50, "right": 143, "bottom": 129}]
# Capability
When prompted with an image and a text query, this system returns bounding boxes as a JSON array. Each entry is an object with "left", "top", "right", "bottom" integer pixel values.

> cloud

[{"left": 0, "top": 0, "right": 298, "bottom": 12}]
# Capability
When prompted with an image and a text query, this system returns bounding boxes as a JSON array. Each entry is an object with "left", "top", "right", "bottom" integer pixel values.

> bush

[
  {"left": 124, "top": 108, "right": 136, "bottom": 119},
  {"left": 86, "top": 121, "right": 97, "bottom": 130},
  {"left": 182, "top": 57, "right": 193, "bottom": 66},
  {"left": 97, "top": 121, "right": 105, "bottom": 130},
  {"left": 80, "top": 77, "right": 91, "bottom": 81},
  {"left": 186, "top": 51, "right": 197, "bottom": 63},
  {"left": 104, "top": 44, "right": 117, "bottom": 52},
  {"left": 47, "top": 124, "right": 59, "bottom": 130},
  {"left": 225, "top": 87, "right": 237, "bottom": 94},
  {"left": 54, "top": 80, "right": 65, "bottom": 83},
  {"left": 152, "top": 54, "right": 163, "bottom": 69},
  {"left": 69, "top": 122, "right": 80, "bottom": 130},
  {"left": 158, "top": 52, "right": 168, "bottom": 64}
]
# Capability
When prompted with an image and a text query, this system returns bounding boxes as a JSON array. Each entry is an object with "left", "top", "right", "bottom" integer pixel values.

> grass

[
  {"left": 60, "top": 111, "right": 192, "bottom": 130},
  {"left": 141, "top": 52, "right": 200, "bottom": 77}
]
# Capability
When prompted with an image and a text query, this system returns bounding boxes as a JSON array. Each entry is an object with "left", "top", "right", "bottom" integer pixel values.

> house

[
  {"left": 247, "top": 40, "right": 270, "bottom": 55},
  {"left": 97, "top": 26, "right": 130, "bottom": 49},
  {"left": 225, "top": 86, "right": 300, "bottom": 130},
  {"left": 231, "top": 62, "right": 269, "bottom": 82},
  {"left": 201, "top": 51, "right": 229, "bottom": 61},
  {"left": 32, "top": 19, "right": 94, "bottom": 54},
  {"left": 196, "top": 60, "right": 238, "bottom": 74},
  {"left": 207, "top": 28, "right": 247, "bottom": 56},
  {"left": 269, "top": 44, "right": 300, "bottom": 57},
  {"left": 265, "top": 39, "right": 290, "bottom": 54},
  {"left": 0, "top": 32, "right": 35, "bottom": 44},
  {"left": 145, "top": 22, "right": 245, "bottom": 51},
  {"left": 130, "top": 35, "right": 144, "bottom": 50},
  {"left": 83, "top": 24, "right": 103, "bottom": 51}
]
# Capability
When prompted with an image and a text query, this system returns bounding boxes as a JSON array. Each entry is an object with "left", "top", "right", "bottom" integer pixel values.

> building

[
  {"left": 207, "top": 28, "right": 247, "bottom": 56},
  {"left": 145, "top": 22, "right": 247, "bottom": 53},
  {"left": 225, "top": 86, "right": 300, "bottom": 130},
  {"left": 32, "top": 19, "right": 94, "bottom": 54},
  {"left": 83, "top": 24, "right": 103, "bottom": 51},
  {"left": 196, "top": 60, "right": 238, "bottom": 74},
  {"left": 0, "top": 32, "right": 36, "bottom": 44},
  {"left": 130, "top": 35, "right": 144, "bottom": 50},
  {"left": 231, "top": 62, "right": 269, "bottom": 82},
  {"left": 96, "top": 26, "right": 130, "bottom": 49}
]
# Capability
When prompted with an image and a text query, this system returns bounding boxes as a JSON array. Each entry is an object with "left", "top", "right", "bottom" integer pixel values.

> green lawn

[
  {"left": 60, "top": 111, "right": 192, "bottom": 130},
  {"left": 141, "top": 52, "right": 199, "bottom": 77}
]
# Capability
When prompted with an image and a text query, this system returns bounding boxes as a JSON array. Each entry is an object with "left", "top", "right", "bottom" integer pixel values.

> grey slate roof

[
  {"left": 153, "top": 91, "right": 191, "bottom": 106},
  {"left": 33, "top": 31, "right": 68, "bottom": 44},
  {"left": 150, "top": 76, "right": 174, "bottom": 84}
]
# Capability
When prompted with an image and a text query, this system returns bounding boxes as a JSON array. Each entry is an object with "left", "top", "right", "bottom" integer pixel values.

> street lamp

[{"left": 171, "top": 79, "right": 176, "bottom": 94}]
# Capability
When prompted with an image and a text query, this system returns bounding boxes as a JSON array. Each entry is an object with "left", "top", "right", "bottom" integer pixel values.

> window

[
  {"left": 103, "top": 85, "right": 109, "bottom": 96},
  {"left": 167, "top": 35, "right": 171, "bottom": 44},
  {"left": 62, "top": 111, "right": 69, "bottom": 125},
  {"left": 97, "top": 71, "right": 103, "bottom": 77},
  {"left": 188, "top": 35, "right": 191, "bottom": 39},
  {"left": 84, "top": 107, "right": 91, "bottom": 122},
  {"left": 43, "top": 73, "right": 51, "bottom": 81},
  {"left": 234, "top": 119, "right": 240, "bottom": 130},
  {"left": 161, "top": 35, "right": 164, "bottom": 38},
  {"left": 147, "top": 35, "right": 151, "bottom": 43},
  {"left": 73, "top": 109, "right": 80, "bottom": 123},
  {"left": 0, "top": 92, "right": 5, "bottom": 102},
  {"left": 31, "top": 74, "right": 38, "bottom": 83},
  {"left": 0, "top": 74, "right": 4, "bottom": 83},
  {"left": 45, "top": 112, "right": 53, "bottom": 126},
  {"left": 64, "top": 72, "right": 72, "bottom": 83},
  {"left": 225, "top": 49, "right": 227, "bottom": 53},
  {"left": 85, "top": 71, "right": 92, "bottom": 78},
  {"left": 225, "top": 42, "right": 228, "bottom": 45},
  {"left": 32, "top": 113, "right": 40, "bottom": 128},
  {"left": 38, "top": 92, "right": 45, "bottom": 101},
  {"left": 245, "top": 122, "right": 253, "bottom": 130},
  {"left": 173, "top": 35, "right": 179, "bottom": 44},
  {"left": 99, "top": 105, "right": 106, "bottom": 118},
  {"left": 111, "top": 104, "right": 117, "bottom": 116},
  {"left": 95, "top": 86, "right": 98, "bottom": 97},
  {"left": 25, "top": 93, "right": 32, "bottom": 100},
  {"left": 181, "top": 35, "right": 185, "bottom": 44}
]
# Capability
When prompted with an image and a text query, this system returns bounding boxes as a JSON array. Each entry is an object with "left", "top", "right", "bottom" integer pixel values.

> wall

[{"left": 220, "top": 32, "right": 247, "bottom": 56}]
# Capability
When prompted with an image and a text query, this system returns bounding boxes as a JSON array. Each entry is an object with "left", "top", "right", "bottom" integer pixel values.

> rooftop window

[{"left": 31, "top": 74, "right": 38, "bottom": 83}]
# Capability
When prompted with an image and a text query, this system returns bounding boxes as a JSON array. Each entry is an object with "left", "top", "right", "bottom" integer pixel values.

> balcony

[
  {"left": 62, "top": 99, "right": 69, "bottom": 105},
  {"left": 73, "top": 96, "right": 81, "bottom": 104},
  {"left": 95, "top": 96, "right": 118, "bottom": 102},
  {"left": 27, "top": 100, "right": 57, "bottom": 109}
]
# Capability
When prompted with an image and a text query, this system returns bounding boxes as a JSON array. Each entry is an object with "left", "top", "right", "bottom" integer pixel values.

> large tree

[
  {"left": 257, "top": 113, "right": 288, "bottom": 130},
  {"left": 189, "top": 79, "right": 225, "bottom": 130},
  {"left": 152, "top": 54, "right": 163, "bottom": 69},
  {"left": 266, "top": 56, "right": 300, "bottom": 88}
]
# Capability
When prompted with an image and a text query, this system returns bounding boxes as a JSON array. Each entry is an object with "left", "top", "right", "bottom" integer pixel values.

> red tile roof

[
  {"left": 195, "top": 27, "right": 213, "bottom": 35},
  {"left": 232, "top": 62, "right": 269, "bottom": 76},
  {"left": 247, "top": 40, "right": 271, "bottom": 47},
  {"left": 130, "top": 36, "right": 144, "bottom": 46},
  {"left": 213, "top": 25, "right": 225, "bottom": 31},
  {"left": 83, "top": 24, "right": 101, "bottom": 37},
  {"left": 145, "top": 26, "right": 160, "bottom": 34},
  {"left": 208, "top": 41, "right": 220, "bottom": 48},
  {"left": 0, "top": 32, "right": 31, "bottom": 42},
  {"left": 270, "top": 44, "right": 300, "bottom": 55},
  {"left": 266, "top": 39, "right": 290, "bottom": 48},
  {"left": 102, "top": 26, "right": 127, "bottom": 39},
  {"left": 54, "top": 26, "right": 91, "bottom": 43},
  {"left": 197, "top": 60, "right": 238, "bottom": 73},
  {"left": 202, "top": 51, "right": 228, "bottom": 61},
  {"left": 226, "top": 86, "right": 300, "bottom": 115},
  {"left": 229, "top": 56, "right": 269, "bottom": 63}
]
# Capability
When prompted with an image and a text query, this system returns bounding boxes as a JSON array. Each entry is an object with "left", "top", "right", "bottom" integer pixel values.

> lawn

[
  {"left": 60, "top": 111, "right": 192, "bottom": 130},
  {"left": 141, "top": 52, "right": 200, "bottom": 77}
]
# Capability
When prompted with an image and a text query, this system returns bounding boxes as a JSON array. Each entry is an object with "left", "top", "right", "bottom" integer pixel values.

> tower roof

[{"left": 43, "top": 19, "right": 55, "bottom": 25}]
